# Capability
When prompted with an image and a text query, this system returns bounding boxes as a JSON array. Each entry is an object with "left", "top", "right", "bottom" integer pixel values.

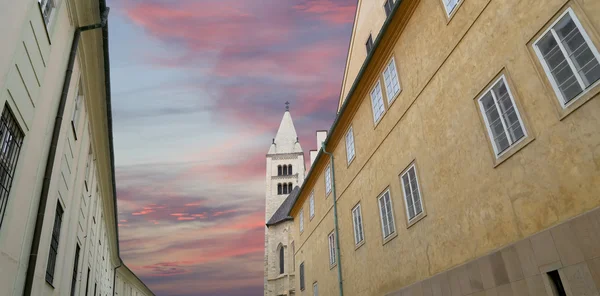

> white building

[{"left": 0, "top": 1, "right": 153, "bottom": 295}]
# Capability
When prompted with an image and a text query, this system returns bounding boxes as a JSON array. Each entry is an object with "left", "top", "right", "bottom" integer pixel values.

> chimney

[
  {"left": 316, "top": 130, "right": 327, "bottom": 149},
  {"left": 310, "top": 150, "right": 318, "bottom": 167}
]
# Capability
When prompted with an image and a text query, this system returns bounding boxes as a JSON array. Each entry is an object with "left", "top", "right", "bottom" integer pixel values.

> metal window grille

[
  {"left": 46, "top": 202, "right": 64, "bottom": 284},
  {"left": 0, "top": 105, "right": 24, "bottom": 230}
]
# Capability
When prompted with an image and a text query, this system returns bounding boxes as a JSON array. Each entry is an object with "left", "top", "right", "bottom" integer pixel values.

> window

[
  {"left": 84, "top": 268, "right": 90, "bottom": 296},
  {"left": 70, "top": 244, "right": 81, "bottom": 296},
  {"left": 534, "top": 8, "right": 600, "bottom": 106},
  {"left": 325, "top": 164, "right": 332, "bottom": 196},
  {"left": 291, "top": 241, "right": 295, "bottom": 271},
  {"left": 313, "top": 282, "right": 319, "bottom": 296},
  {"left": 288, "top": 164, "right": 293, "bottom": 175},
  {"left": 283, "top": 164, "right": 288, "bottom": 176},
  {"left": 378, "top": 189, "right": 396, "bottom": 239},
  {"left": 384, "top": 0, "right": 394, "bottom": 17},
  {"left": 443, "top": 0, "right": 460, "bottom": 16},
  {"left": 352, "top": 204, "right": 364, "bottom": 245},
  {"left": 299, "top": 209, "right": 304, "bottom": 233},
  {"left": 279, "top": 245, "right": 285, "bottom": 274},
  {"left": 94, "top": 283, "right": 97, "bottom": 296},
  {"left": 299, "top": 262, "right": 305, "bottom": 291},
  {"left": 278, "top": 165, "right": 282, "bottom": 176},
  {"left": 345, "top": 127, "right": 355, "bottom": 164},
  {"left": 370, "top": 81, "right": 385, "bottom": 123},
  {"left": 401, "top": 164, "right": 424, "bottom": 221},
  {"left": 278, "top": 183, "right": 282, "bottom": 195},
  {"left": 0, "top": 105, "right": 24, "bottom": 230},
  {"left": 478, "top": 75, "right": 526, "bottom": 156},
  {"left": 383, "top": 57, "right": 401, "bottom": 103},
  {"left": 366, "top": 34, "right": 374, "bottom": 54},
  {"left": 72, "top": 85, "right": 83, "bottom": 136},
  {"left": 39, "top": 0, "right": 55, "bottom": 26},
  {"left": 328, "top": 231, "right": 336, "bottom": 266},
  {"left": 288, "top": 182, "right": 293, "bottom": 192},
  {"left": 84, "top": 146, "right": 92, "bottom": 190},
  {"left": 46, "top": 202, "right": 64, "bottom": 284},
  {"left": 547, "top": 270, "right": 567, "bottom": 296},
  {"left": 309, "top": 191, "right": 315, "bottom": 219}
]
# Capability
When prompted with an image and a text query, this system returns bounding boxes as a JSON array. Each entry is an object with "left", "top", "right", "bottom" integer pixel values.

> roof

[
  {"left": 267, "top": 111, "right": 303, "bottom": 155},
  {"left": 266, "top": 186, "right": 300, "bottom": 227}
]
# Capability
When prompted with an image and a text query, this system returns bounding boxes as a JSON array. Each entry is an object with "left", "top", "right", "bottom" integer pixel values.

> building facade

[
  {"left": 264, "top": 109, "right": 306, "bottom": 296},
  {"left": 0, "top": 1, "right": 153, "bottom": 295},
  {"left": 286, "top": 0, "right": 600, "bottom": 295}
]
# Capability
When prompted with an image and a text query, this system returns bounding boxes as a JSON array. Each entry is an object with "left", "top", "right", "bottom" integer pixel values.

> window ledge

[
  {"left": 557, "top": 82, "right": 600, "bottom": 121},
  {"left": 329, "top": 262, "right": 337, "bottom": 270},
  {"left": 406, "top": 212, "right": 426, "bottom": 229},
  {"left": 492, "top": 136, "right": 535, "bottom": 168},
  {"left": 382, "top": 231, "right": 398, "bottom": 246},
  {"left": 354, "top": 240, "right": 365, "bottom": 251}
]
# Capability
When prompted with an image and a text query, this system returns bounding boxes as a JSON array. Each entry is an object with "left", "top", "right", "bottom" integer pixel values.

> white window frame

[
  {"left": 533, "top": 8, "right": 600, "bottom": 108},
  {"left": 328, "top": 231, "right": 336, "bottom": 266},
  {"left": 313, "top": 282, "right": 318, "bottom": 296},
  {"left": 443, "top": 0, "right": 460, "bottom": 17},
  {"left": 370, "top": 81, "right": 386, "bottom": 124},
  {"left": 309, "top": 191, "right": 315, "bottom": 220},
  {"left": 400, "top": 164, "right": 424, "bottom": 222},
  {"left": 39, "top": 0, "right": 57, "bottom": 28},
  {"left": 383, "top": 57, "right": 401, "bottom": 104},
  {"left": 352, "top": 203, "right": 365, "bottom": 245},
  {"left": 299, "top": 209, "right": 304, "bottom": 233},
  {"left": 325, "top": 164, "right": 332, "bottom": 196},
  {"left": 477, "top": 75, "right": 528, "bottom": 157},
  {"left": 377, "top": 189, "right": 396, "bottom": 240},
  {"left": 345, "top": 126, "right": 355, "bottom": 164}
]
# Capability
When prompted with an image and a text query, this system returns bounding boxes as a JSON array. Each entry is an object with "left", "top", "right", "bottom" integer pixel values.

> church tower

[{"left": 264, "top": 104, "right": 305, "bottom": 296}]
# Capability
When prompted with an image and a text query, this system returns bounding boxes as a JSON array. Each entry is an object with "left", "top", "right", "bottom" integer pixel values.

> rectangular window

[
  {"left": 325, "top": 164, "right": 332, "bottom": 196},
  {"left": 401, "top": 164, "right": 424, "bottom": 221},
  {"left": 70, "top": 244, "right": 81, "bottom": 296},
  {"left": 291, "top": 241, "right": 295, "bottom": 271},
  {"left": 378, "top": 189, "right": 396, "bottom": 239},
  {"left": 84, "top": 267, "right": 90, "bottom": 296},
  {"left": 384, "top": 0, "right": 394, "bottom": 17},
  {"left": 345, "top": 126, "right": 355, "bottom": 164},
  {"left": 370, "top": 81, "right": 385, "bottom": 123},
  {"left": 0, "top": 105, "right": 24, "bottom": 230},
  {"left": 39, "top": 0, "right": 56, "bottom": 26},
  {"left": 534, "top": 9, "right": 600, "bottom": 106},
  {"left": 299, "top": 209, "right": 304, "bottom": 233},
  {"left": 84, "top": 146, "right": 92, "bottom": 190},
  {"left": 547, "top": 270, "right": 567, "bottom": 296},
  {"left": 46, "top": 202, "right": 64, "bottom": 284},
  {"left": 352, "top": 204, "right": 364, "bottom": 245},
  {"left": 443, "top": 0, "right": 460, "bottom": 16},
  {"left": 313, "top": 282, "right": 319, "bottom": 296},
  {"left": 383, "top": 57, "right": 401, "bottom": 103},
  {"left": 478, "top": 75, "right": 526, "bottom": 156},
  {"left": 72, "top": 85, "right": 83, "bottom": 136},
  {"left": 366, "top": 34, "right": 374, "bottom": 54},
  {"left": 328, "top": 231, "right": 336, "bottom": 266},
  {"left": 299, "top": 262, "right": 305, "bottom": 291},
  {"left": 309, "top": 191, "right": 315, "bottom": 219}
]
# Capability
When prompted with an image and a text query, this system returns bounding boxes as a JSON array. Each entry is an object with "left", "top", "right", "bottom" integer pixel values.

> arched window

[
  {"left": 279, "top": 245, "right": 285, "bottom": 274},
  {"left": 288, "top": 183, "right": 293, "bottom": 191},
  {"left": 282, "top": 183, "right": 287, "bottom": 195},
  {"left": 277, "top": 165, "right": 282, "bottom": 176},
  {"left": 288, "top": 165, "right": 293, "bottom": 175},
  {"left": 283, "top": 165, "right": 288, "bottom": 176},
  {"left": 277, "top": 183, "right": 282, "bottom": 195}
]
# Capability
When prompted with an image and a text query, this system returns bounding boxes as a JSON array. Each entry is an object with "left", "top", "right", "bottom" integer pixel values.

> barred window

[
  {"left": 0, "top": 105, "right": 24, "bottom": 230},
  {"left": 309, "top": 191, "right": 315, "bottom": 219},
  {"left": 345, "top": 126, "right": 355, "bottom": 164},
  {"left": 401, "top": 164, "right": 424, "bottom": 221},
  {"left": 378, "top": 189, "right": 396, "bottom": 239},
  {"left": 328, "top": 231, "right": 336, "bottom": 266},
  {"left": 352, "top": 203, "right": 365, "bottom": 245},
  {"left": 325, "top": 164, "right": 332, "bottom": 196},
  {"left": 46, "top": 202, "right": 64, "bottom": 284},
  {"left": 370, "top": 81, "right": 385, "bottom": 123}
]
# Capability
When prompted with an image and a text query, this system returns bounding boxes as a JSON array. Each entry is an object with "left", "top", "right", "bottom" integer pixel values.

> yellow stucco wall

[{"left": 292, "top": 0, "right": 600, "bottom": 295}]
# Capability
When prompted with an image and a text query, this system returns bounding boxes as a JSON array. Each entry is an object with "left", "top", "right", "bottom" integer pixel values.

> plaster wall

[{"left": 292, "top": 0, "right": 600, "bottom": 295}]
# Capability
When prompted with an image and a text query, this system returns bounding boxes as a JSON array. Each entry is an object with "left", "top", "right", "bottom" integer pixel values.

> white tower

[{"left": 264, "top": 103, "right": 305, "bottom": 296}]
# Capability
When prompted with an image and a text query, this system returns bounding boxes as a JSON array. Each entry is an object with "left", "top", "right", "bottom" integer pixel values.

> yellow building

[
  {"left": 288, "top": 0, "right": 600, "bottom": 295},
  {"left": 0, "top": 0, "right": 153, "bottom": 295}
]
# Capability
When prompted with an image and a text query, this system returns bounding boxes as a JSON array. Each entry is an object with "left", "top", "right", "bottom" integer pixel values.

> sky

[{"left": 108, "top": 0, "right": 356, "bottom": 295}]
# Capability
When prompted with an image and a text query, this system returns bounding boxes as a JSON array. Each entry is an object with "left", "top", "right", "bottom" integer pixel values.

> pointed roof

[{"left": 267, "top": 111, "right": 303, "bottom": 155}]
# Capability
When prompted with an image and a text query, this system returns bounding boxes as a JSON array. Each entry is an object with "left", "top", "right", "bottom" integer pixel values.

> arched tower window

[
  {"left": 277, "top": 165, "right": 282, "bottom": 176},
  {"left": 283, "top": 165, "right": 288, "bottom": 176},
  {"left": 277, "top": 183, "right": 282, "bottom": 195},
  {"left": 288, "top": 183, "right": 293, "bottom": 191},
  {"left": 282, "top": 183, "right": 287, "bottom": 195},
  {"left": 288, "top": 164, "right": 292, "bottom": 175},
  {"left": 279, "top": 245, "right": 285, "bottom": 274}
]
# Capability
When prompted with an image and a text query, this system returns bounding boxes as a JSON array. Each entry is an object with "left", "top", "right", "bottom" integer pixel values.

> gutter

[
  {"left": 322, "top": 143, "right": 344, "bottom": 296},
  {"left": 286, "top": 0, "right": 404, "bottom": 215},
  {"left": 23, "top": 8, "right": 109, "bottom": 296}
]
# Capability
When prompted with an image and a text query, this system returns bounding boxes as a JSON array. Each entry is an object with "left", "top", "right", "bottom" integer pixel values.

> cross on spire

[{"left": 285, "top": 101, "right": 290, "bottom": 111}]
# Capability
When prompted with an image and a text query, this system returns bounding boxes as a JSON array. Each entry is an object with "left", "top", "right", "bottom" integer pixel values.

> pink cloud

[{"left": 294, "top": 0, "right": 356, "bottom": 24}]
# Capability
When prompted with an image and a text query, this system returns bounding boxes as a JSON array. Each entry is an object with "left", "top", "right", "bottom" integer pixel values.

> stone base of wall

[{"left": 386, "top": 207, "right": 600, "bottom": 296}]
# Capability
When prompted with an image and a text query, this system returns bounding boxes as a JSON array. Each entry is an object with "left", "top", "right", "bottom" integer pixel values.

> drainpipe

[
  {"left": 321, "top": 143, "right": 344, "bottom": 296},
  {"left": 23, "top": 8, "right": 109, "bottom": 296}
]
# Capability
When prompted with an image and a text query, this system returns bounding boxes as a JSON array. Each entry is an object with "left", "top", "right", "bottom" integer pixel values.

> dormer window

[{"left": 366, "top": 34, "right": 374, "bottom": 54}]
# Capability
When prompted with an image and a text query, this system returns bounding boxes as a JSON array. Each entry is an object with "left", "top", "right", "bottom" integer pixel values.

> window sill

[
  {"left": 557, "top": 81, "right": 600, "bottom": 121},
  {"left": 45, "top": 279, "right": 55, "bottom": 289},
  {"left": 329, "top": 262, "right": 337, "bottom": 270},
  {"left": 354, "top": 240, "right": 365, "bottom": 251},
  {"left": 309, "top": 214, "right": 314, "bottom": 221},
  {"left": 382, "top": 231, "right": 398, "bottom": 246},
  {"left": 443, "top": 0, "right": 465, "bottom": 25},
  {"left": 347, "top": 155, "right": 355, "bottom": 167},
  {"left": 492, "top": 136, "right": 535, "bottom": 168},
  {"left": 406, "top": 212, "right": 426, "bottom": 229}
]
